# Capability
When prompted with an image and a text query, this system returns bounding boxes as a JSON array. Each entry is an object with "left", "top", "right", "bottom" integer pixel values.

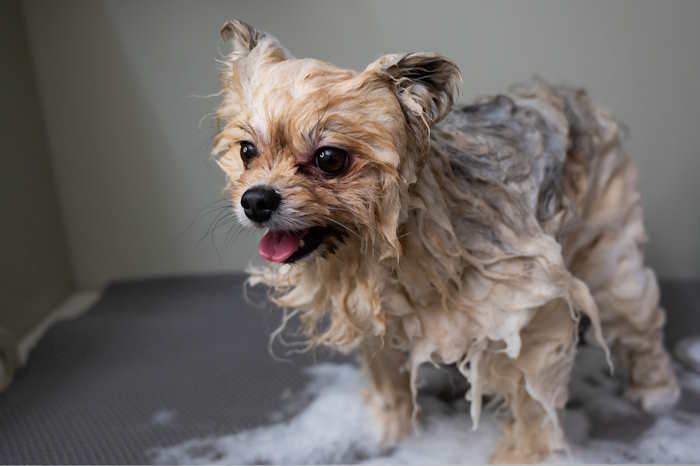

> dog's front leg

[{"left": 360, "top": 341, "right": 413, "bottom": 446}]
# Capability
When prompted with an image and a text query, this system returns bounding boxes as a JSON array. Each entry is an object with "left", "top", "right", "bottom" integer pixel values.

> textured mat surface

[
  {"left": 0, "top": 274, "right": 345, "bottom": 464},
  {"left": 0, "top": 274, "right": 697, "bottom": 464}
]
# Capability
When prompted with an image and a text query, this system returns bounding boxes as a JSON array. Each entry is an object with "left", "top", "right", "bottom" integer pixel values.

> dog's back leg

[
  {"left": 568, "top": 158, "right": 680, "bottom": 411},
  {"left": 487, "top": 299, "right": 577, "bottom": 463}
]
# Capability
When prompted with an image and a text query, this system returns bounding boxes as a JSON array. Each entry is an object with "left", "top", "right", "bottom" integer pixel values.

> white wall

[
  {"left": 1, "top": 0, "right": 73, "bottom": 352},
  {"left": 23, "top": 0, "right": 700, "bottom": 289}
]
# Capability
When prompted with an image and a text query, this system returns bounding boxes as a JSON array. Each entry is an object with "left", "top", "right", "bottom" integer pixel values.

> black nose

[{"left": 241, "top": 186, "right": 281, "bottom": 223}]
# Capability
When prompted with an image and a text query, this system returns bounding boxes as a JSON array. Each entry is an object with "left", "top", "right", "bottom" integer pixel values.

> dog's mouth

[{"left": 258, "top": 226, "right": 338, "bottom": 263}]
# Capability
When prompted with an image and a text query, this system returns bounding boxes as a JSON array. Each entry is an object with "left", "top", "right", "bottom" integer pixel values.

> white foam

[
  {"left": 687, "top": 339, "right": 700, "bottom": 361},
  {"left": 150, "top": 347, "right": 700, "bottom": 464},
  {"left": 150, "top": 409, "right": 178, "bottom": 426}
]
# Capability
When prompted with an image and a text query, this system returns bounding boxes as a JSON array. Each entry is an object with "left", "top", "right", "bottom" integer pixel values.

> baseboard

[{"left": 0, "top": 291, "right": 101, "bottom": 390}]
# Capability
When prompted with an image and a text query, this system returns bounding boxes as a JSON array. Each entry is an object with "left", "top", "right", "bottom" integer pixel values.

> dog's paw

[
  {"left": 626, "top": 379, "right": 681, "bottom": 413},
  {"left": 489, "top": 442, "right": 551, "bottom": 464},
  {"left": 371, "top": 397, "right": 414, "bottom": 447}
]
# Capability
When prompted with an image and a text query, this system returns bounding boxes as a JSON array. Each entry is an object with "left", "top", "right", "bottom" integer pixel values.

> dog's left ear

[{"left": 366, "top": 53, "right": 461, "bottom": 145}]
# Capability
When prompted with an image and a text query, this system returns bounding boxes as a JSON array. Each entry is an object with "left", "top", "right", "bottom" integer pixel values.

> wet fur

[{"left": 214, "top": 20, "right": 680, "bottom": 463}]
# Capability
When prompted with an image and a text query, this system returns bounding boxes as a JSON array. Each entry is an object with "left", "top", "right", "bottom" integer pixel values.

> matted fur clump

[{"left": 213, "top": 19, "right": 680, "bottom": 463}]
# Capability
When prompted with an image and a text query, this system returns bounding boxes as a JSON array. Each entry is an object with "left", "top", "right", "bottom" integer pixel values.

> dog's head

[{"left": 214, "top": 19, "right": 461, "bottom": 264}]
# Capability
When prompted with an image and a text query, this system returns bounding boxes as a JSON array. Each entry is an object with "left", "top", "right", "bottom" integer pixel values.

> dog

[{"left": 213, "top": 19, "right": 680, "bottom": 462}]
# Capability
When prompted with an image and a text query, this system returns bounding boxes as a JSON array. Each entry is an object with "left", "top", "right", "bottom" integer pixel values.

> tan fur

[{"left": 214, "top": 19, "right": 680, "bottom": 463}]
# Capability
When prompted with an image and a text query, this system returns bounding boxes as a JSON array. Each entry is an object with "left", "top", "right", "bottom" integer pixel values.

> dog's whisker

[
  {"left": 181, "top": 197, "right": 233, "bottom": 237},
  {"left": 200, "top": 209, "right": 237, "bottom": 247},
  {"left": 321, "top": 216, "right": 362, "bottom": 240},
  {"left": 225, "top": 223, "right": 249, "bottom": 247}
]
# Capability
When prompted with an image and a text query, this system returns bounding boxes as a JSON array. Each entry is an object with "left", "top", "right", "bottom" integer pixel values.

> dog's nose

[{"left": 241, "top": 186, "right": 281, "bottom": 223}]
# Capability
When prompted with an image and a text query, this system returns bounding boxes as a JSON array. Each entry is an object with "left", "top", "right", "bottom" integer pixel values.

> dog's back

[
  {"left": 433, "top": 77, "right": 678, "bottom": 408},
  {"left": 437, "top": 80, "right": 615, "bottom": 239}
]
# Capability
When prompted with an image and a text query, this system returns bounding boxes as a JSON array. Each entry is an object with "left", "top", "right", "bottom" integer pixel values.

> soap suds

[
  {"left": 150, "top": 409, "right": 178, "bottom": 426},
  {"left": 686, "top": 339, "right": 700, "bottom": 361},
  {"left": 149, "top": 347, "right": 700, "bottom": 464}
]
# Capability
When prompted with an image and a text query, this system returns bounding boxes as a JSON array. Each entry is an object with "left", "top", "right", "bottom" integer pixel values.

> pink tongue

[{"left": 258, "top": 230, "right": 303, "bottom": 262}]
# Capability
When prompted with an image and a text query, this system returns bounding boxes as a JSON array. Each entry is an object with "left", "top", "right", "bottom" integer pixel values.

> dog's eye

[
  {"left": 314, "top": 147, "right": 348, "bottom": 175},
  {"left": 239, "top": 141, "right": 258, "bottom": 166}
]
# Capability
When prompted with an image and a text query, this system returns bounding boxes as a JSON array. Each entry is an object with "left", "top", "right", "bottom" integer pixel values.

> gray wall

[
  {"left": 1, "top": 0, "right": 74, "bottom": 358},
  {"left": 23, "top": 0, "right": 700, "bottom": 289}
]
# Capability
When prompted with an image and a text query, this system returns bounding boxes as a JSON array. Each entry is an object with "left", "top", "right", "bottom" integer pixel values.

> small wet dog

[{"left": 213, "top": 19, "right": 679, "bottom": 462}]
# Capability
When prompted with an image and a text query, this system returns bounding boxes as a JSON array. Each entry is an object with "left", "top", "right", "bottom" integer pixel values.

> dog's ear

[
  {"left": 220, "top": 19, "right": 291, "bottom": 64},
  {"left": 366, "top": 53, "right": 461, "bottom": 146}
]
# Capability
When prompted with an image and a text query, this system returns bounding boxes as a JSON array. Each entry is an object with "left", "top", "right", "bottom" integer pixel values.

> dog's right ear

[{"left": 220, "top": 19, "right": 291, "bottom": 64}]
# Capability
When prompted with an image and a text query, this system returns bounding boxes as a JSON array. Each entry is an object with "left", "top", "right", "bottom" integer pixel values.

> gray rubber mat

[
  {"left": 0, "top": 274, "right": 345, "bottom": 464},
  {"left": 0, "top": 274, "right": 697, "bottom": 464}
]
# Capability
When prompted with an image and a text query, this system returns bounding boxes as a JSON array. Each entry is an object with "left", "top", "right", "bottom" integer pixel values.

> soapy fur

[{"left": 214, "top": 19, "right": 680, "bottom": 462}]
